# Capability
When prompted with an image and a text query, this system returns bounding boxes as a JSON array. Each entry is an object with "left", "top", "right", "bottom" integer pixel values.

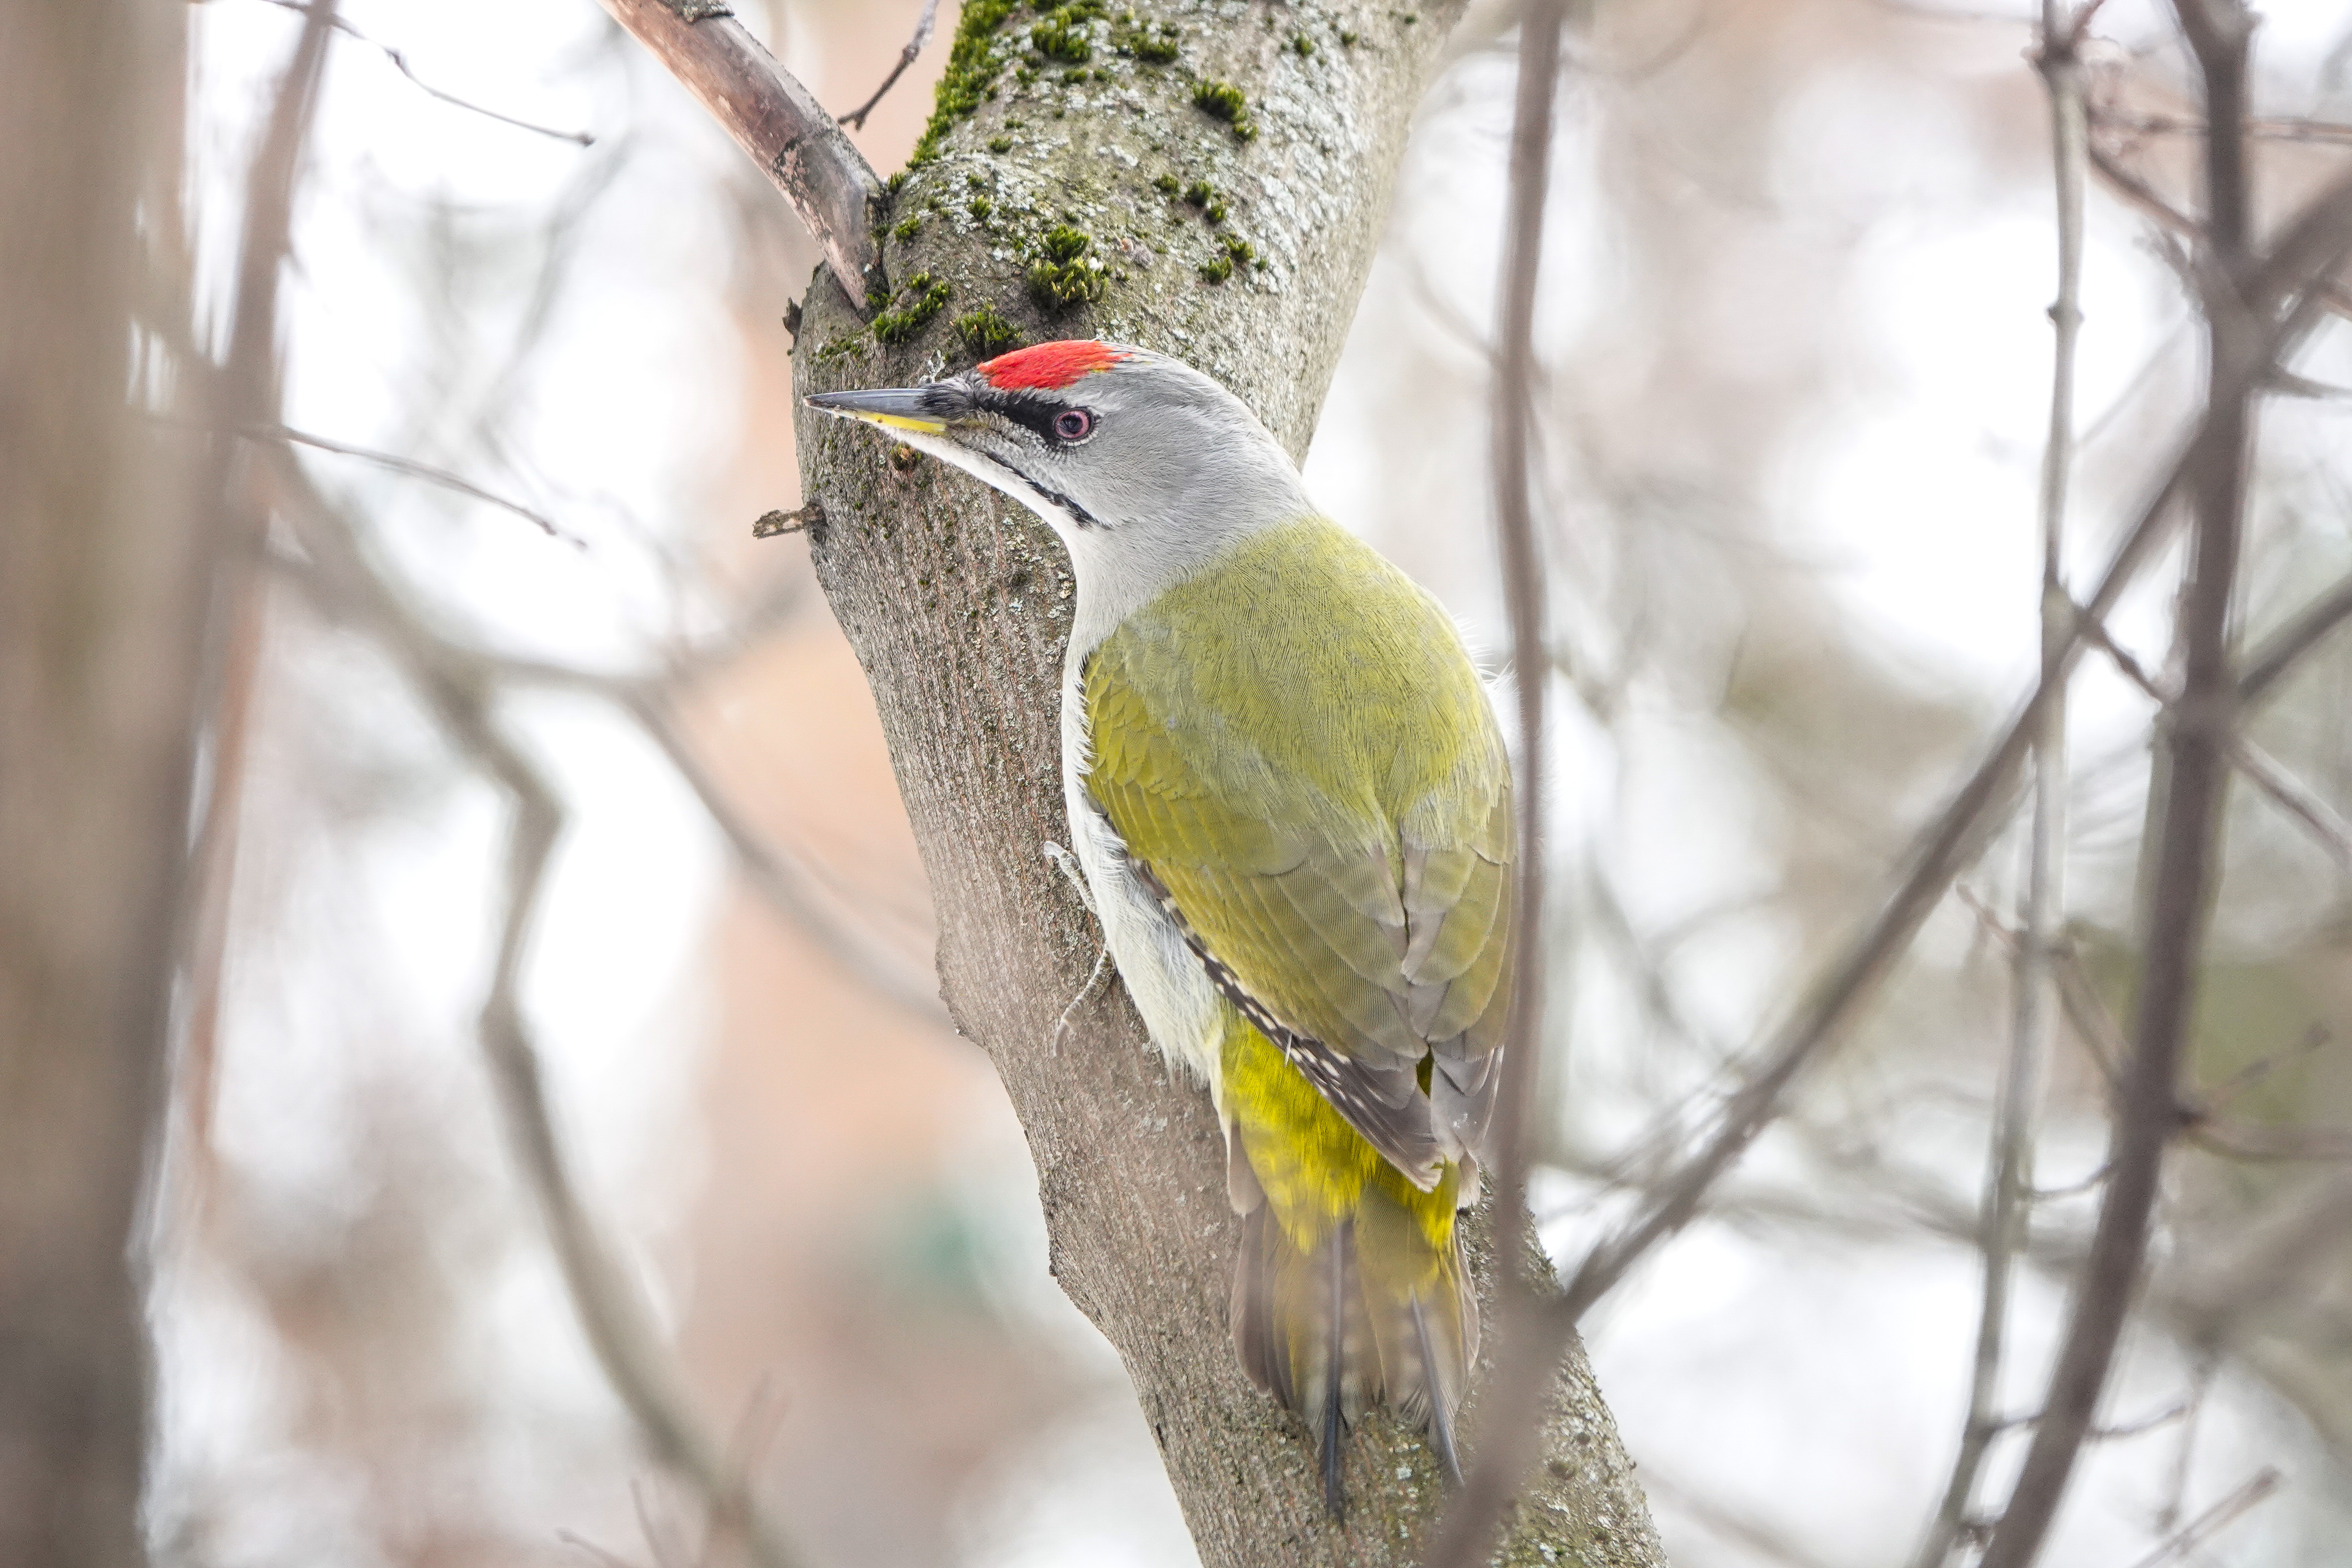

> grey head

[{"left": 805, "top": 340, "right": 1313, "bottom": 648}]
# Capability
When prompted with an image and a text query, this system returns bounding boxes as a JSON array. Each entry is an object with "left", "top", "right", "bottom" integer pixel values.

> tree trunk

[
  {"left": 789, "top": 7, "right": 1662, "bottom": 1564},
  {"left": 0, "top": 5, "right": 203, "bottom": 1566}
]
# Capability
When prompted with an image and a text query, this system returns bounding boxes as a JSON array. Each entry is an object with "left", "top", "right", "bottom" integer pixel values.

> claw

[{"left": 1042, "top": 840, "right": 1097, "bottom": 914}]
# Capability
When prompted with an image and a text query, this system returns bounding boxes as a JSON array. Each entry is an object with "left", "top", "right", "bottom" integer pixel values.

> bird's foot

[{"left": 1042, "top": 840, "right": 1096, "bottom": 914}]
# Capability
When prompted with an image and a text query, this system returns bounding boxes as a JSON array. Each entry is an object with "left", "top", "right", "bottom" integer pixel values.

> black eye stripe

[{"left": 981, "top": 388, "right": 1094, "bottom": 446}]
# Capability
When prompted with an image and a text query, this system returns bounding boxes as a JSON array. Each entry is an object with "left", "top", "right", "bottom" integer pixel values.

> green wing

[{"left": 1082, "top": 518, "right": 1513, "bottom": 1188}]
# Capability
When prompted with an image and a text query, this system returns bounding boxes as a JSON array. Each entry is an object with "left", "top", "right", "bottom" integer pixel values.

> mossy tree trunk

[{"left": 790, "top": 6, "right": 1663, "bottom": 1563}]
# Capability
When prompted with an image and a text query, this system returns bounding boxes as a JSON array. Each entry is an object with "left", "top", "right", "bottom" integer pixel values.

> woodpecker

[{"left": 808, "top": 340, "right": 1511, "bottom": 1513}]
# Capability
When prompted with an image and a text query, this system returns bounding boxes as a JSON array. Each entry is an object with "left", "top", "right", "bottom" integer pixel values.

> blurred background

[{"left": 149, "top": 1, "right": 2352, "bottom": 1565}]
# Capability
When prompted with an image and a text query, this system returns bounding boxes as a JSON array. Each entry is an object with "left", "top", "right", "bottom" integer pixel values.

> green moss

[
  {"left": 812, "top": 331, "right": 873, "bottom": 365},
  {"left": 1292, "top": 32, "right": 1315, "bottom": 56},
  {"left": 1192, "top": 80, "right": 1245, "bottom": 120},
  {"left": 1192, "top": 79, "right": 1257, "bottom": 141},
  {"left": 1031, "top": 0, "right": 1105, "bottom": 63},
  {"left": 1027, "top": 225, "right": 1110, "bottom": 311},
  {"left": 1112, "top": 10, "right": 1178, "bottom": 59},
  {"left": 988, "top": 134, "right": 1014, "bottom": 154},
  {"left": 1339, "top": 29, "right": 1359, "bottom": 45},
  {"left": 968, "top": 194, "right": 994, "bottom": 220},
  {"left": 1153, "top": 172, "right": 1181, "bottom": 196},
  {"left": 872, "top": 272, "right": 951, "bottom": 345},
  {"left": 1200, "top": 230, "right": 1256, "bottom": 283},
  {"left": 911, "top": 0, "right": 1020, "bottom": 167},
  {"left": 956, "top": 306, "right": 1023, "bottom": 358},
  {"left": 1179, "top": 179, "right": 1225, "bottom": 224},
  {"left": 891, "top": 214, "right": 924, "bottom": 242}
]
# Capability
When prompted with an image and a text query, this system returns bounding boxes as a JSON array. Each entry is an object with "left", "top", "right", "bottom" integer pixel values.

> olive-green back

[{"left": 1081, "top": 516, "right": 1513, "bottom": 1183}]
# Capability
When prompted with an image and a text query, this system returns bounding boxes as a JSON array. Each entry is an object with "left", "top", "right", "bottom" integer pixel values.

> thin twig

[
  {"left": 1909, "top": 12, "right": 2090, "bottom": 1562},
  {"left": 837, "top": 0, "right": 939, "bottom": 131},
  {"left": 2122, "top": 1467, "right": 2282, "bottom": 1568},
  {"left": 238, "top": 423, "right": 582, "bottom": 545},
  {"left": 244, "top": 0, "right": 596, "bottom": 144},
  {"left": 176, "top": 0, "right": 337, "bottom": 1215},
  {"left": 2188, "top": 1118, "right": 2352, "bottom": 1162},
  {"left": 2086, "top": 136, "right": 2352, "bottom": 323},
  {"left": 1980, "top": 4, "right": 2260, "bottom": 1559},
  {"left": 1420, "top": 2, "right": 1569, "bottom": 1559},
  {"left": 622, "top": 694, "right": 949, "bottom": 1023},
  {"left": 2095, "top": 105, "right": 2352, "bottom": 148},
  {"left": 2239, "top": 571, "right": 2352, "bottom": 704},
  {"left": 265, "top": 447, "right": 804, "bottom": 1568},
  {"left": 2228, "top": 736, "right": 2352, "bottom": 872},
  {"left": 1639, "top": 1468, "right": 1839, "bottom": 1568},
  {"left": 597, "top": 0, "right": 882, "bottom": 309},
  {"left": 2198, "top": 1026, "right": 2331, "bottom": 1112}
]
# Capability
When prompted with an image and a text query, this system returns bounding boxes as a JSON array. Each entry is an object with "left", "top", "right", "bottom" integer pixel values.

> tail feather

[
  {"left": 1222, "top": 1007, "right": 1475, "bottom": 1514},
  {"left": 1319, "top": 1221, "right": 1348, "bottom": 1519},
  {"left": 1410, "top": 1296, "right": 1462, "bottom": 1485},
  {"left": 1228, "top": 1166, "right": 1473, "bottom": 1516}
]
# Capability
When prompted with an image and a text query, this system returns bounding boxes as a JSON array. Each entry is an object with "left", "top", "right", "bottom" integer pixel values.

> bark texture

[
  {"left": 790, "top": 6, "right": 1663, "bottom": 1564},
  {"left": 0, "top": 5, "right": 201, "bottom": 1565}
]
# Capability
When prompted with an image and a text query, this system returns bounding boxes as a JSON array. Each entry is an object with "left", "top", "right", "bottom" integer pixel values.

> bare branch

[
  {"left": 2085, "top": 134, "right": 2352, "bottom": 324},
  {"left": 264, "top": 447, "right": 804, "bottom": 1568},
  {"left": 1980, "top": 3, "right": 2260, "bottom": 1558},
  {"left": 1640, "top": 1469, "right": 1838, "bottom": 1568},
  {"left": 245, "top": 0, "right": 596, "bottom": 144},
  {"left": 178, "top": 0, "right": 339, "bottom": 1216},
  {"left": 1418, "top": 0, "right": 1570, "bottom": 1560},
  {"left": 2228, "top": 736, "right": 2352, "bottom": 872},
  {"left": 2095, "top": 106, "right": 2352, "bottom": 149},
  {"left": 2122, "top": 1468, "right": 2282, "bottom": 1568},
  {"left": 2187, "top": 1118, "right": 2352, "bottom": 1163},
  {"left": 2197, "top": 1026, "right": 2331, "bottom": 1114},
  {"left": 2239, "top": 571, "right": 2352, "bottom": 704},
  {"left": 596, "top": 0, "right": 882, "bottom": 309},
  {"left": 1909, "top": 12, "right": 2091, "bottom": 1562},
  {"left": 622, "top": 694, "right": 950, "bottom": 1024},
  {"left": 2076, "top": 600, "right": 2171, "bottom": 701},
  {"left": 238, "top": 423, "right": 583, "bottom": 545},
  {"left": 837, "top": 0, "right": 939, "bottom": 132},
  {"left": 1550, "top": 87, "right": 2352, "bottom": 1349}
]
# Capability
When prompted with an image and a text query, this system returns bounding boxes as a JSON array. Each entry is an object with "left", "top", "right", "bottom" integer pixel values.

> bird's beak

[{"left": 804, "top": 382, "right": 969, "bottom": 437}]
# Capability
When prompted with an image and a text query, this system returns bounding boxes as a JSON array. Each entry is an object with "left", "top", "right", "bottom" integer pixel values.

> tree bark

[
  {"left": 0, "top": 4, "right": 202, "bottom": 1565},
  {"left": 788, "top": 6, "right": 1663, "bottom": 1563}
]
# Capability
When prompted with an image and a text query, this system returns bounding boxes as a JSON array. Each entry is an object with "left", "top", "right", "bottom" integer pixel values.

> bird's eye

[{"left": 1054, "top": 408, "right": 1095, "bottom": 441}]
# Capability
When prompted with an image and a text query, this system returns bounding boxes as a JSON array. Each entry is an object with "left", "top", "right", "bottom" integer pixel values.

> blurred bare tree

[{"left": 0, "top": 5, "right": 203, "bottom": 1566}]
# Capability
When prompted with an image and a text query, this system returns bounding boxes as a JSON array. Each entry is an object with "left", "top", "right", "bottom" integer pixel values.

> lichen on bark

[{"left": 789, "top": 5, "right": 1664, "bottom": 1562}]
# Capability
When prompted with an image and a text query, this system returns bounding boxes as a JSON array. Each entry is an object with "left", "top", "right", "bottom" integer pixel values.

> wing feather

[{"left": 1081, "top": 518, "right": 1514, "bottom": 1185}]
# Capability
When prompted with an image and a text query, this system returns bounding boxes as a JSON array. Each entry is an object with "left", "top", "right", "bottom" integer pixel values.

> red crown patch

[{"left": 977, "top": 340, "right": 1127, "bottom": 391}]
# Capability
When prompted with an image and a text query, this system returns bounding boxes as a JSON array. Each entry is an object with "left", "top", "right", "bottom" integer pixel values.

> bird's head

[{"left": 805, "top": 340, "right": 1311, "bottom": 620}]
